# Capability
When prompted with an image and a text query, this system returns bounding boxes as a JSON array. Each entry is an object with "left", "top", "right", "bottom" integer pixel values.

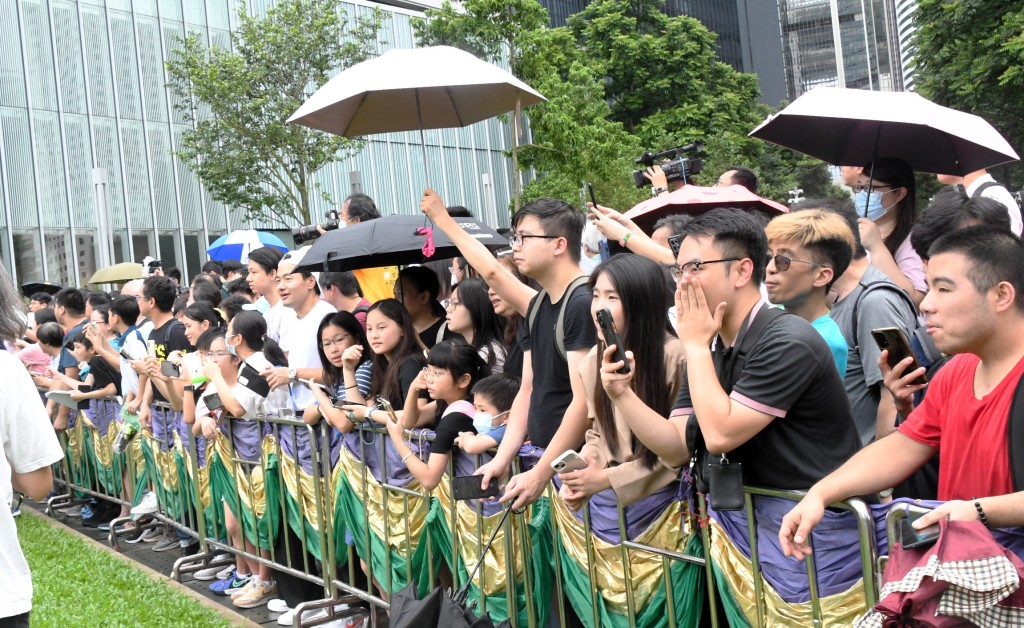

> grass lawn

[{"left": 16, "top": 513, "right": 236, "bottom": 627}]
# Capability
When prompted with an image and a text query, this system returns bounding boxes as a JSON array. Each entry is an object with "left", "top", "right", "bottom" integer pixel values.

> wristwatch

[
  {"left": 288, "top": 368, "right": 297, "bottom": 382},
  {"left": 651, "top": 186, "right": 668, "bottom": 196}
]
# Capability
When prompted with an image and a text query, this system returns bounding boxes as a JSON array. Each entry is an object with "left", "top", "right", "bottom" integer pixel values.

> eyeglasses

[
  {"left": 769, "top": 254, "right": 821, "bottom": 272},
  {"left": 421, "top": 367, "right": 447, "bottom": 381},
  {"left": 320, "top": 333, "right": 352, "bottom": 349},
  {"left": 669, "top": 258, "right": 740, "bottom": 280},
  {"left": 508, "top": 232, "right": 558, "bottom": 247},
  {"left": 206, "top": 351, "right": 231, "bottom": 359},
  {"left": 441, "top": 298, "right": 461, "bottom": 310},
  {"left": 851, "top": 184, "right": 902, "bottom": 194}
]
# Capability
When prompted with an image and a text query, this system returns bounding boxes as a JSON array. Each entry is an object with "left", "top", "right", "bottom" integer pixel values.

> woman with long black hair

[
  {"left": 444, "top": 277, "right": 506, "bottom": 373},
  {"left": 558, "top": 254, "right": 685, "bottom": 509}
]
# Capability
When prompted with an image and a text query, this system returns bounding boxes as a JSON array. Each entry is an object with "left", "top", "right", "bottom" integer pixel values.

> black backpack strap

[
  {"left": 1008, "top": 369, "right": 1024, "bottom": 491},
  {"left": 850, "top": 281, "right": 918, "bottom": 350},
  {"left": 972, "top": 181, "right": 1001, "bottom": 198},
  {"left": 526, "top": 276, "right": 589, "bottom": 363}
]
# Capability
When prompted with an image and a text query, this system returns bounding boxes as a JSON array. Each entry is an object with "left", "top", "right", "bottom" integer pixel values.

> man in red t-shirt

[{"left": 778, "top": 225, "right": 1024, "bottom": 560}]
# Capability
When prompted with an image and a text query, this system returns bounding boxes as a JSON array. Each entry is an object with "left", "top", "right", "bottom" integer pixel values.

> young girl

[
  {"left": 302, "top": 312, "right": 373, "bottom": 433},
  {"left": 396, "top": 266, "right": 455, "bottom": 349},
  {"left": 560, "top": 254, "right": 685, "bottom": 510},
  {"left": 343, "top": 299, "right": 426, "bottom": 424},
  {"left": 386, "top": 340, "right": 486, "bottom": 490},
  {"left": 445, "top": 278, "right": 506, "bottom": 373}
]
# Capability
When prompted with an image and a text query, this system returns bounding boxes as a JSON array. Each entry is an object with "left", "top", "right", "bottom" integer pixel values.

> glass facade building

[
  {"left": 779, "top": 0, "right": 904, "bottom": 99},
  {"left": 0, "top": 0, "right": 516, "bottom": 287}
]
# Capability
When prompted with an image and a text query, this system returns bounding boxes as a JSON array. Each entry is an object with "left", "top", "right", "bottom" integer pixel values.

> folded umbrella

[
  {"left": 206, "top": 229, "right": 287, "bottom": 263},
  {"left": 624, "top": 184, "right": 789, "bottom": 234},
  {"left": 295, "top": 214, "right": 507, "bottom": 273},
  {"left": 749, "top": 87, "right": 1019, "bottom": 176}
]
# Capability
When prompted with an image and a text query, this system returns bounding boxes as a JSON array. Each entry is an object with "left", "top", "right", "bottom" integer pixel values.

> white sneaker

[
  {"left": 131, "top": 492, "right": 158, "bottom": 516},
  {"left": 210, "top": 551, "right": 234, "bottom": 566},
  {"left": 194, "top": 564, "right": 235, "bottom": 582},
  {"left": 268, "top": 599, "right": 290, "bottom": 614},
  {"left": 64, "top": 504, "right": 83, "bottom": 517},
  {"left": 227, "top": 578, "right": 256, "bottom": 598}
]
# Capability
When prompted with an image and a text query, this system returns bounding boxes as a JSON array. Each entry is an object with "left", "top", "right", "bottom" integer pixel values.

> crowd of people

[{"left": 4, "top": 158, "right": 1024, "bottom": 625}]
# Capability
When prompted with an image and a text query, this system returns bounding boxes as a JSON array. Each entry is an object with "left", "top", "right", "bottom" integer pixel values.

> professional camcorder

[
  {"left": 292, "top": 209, "right": 341, "bottom": 245},
  {"left": 632, "top": 141, "right": 705, "bottom": 188}
]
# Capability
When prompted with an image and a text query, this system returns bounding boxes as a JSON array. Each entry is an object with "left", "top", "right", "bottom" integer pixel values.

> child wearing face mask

[{"left": 454, "top": 373, "right": 519, "bottom": 455}]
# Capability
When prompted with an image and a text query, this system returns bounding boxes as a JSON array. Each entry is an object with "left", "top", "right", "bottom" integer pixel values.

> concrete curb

[{"left": 22, "top": 508, "right": 259, "bottom": 628}]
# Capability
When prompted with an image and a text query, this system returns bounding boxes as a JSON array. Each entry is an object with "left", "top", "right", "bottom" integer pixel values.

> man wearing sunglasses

[{"left": 764, "top": 210, "right": 855, "bottom": 377}]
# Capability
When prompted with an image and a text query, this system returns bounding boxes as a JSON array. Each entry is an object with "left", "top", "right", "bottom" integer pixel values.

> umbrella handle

[
  {"left": 453, "top": 502, "right": 515, "bottom": 601},
  {"left": 416, "top": 227, "right": 436, "bottom": 258}
]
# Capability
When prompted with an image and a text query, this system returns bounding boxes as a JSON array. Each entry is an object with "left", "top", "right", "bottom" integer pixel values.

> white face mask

[{"left": 472, "top": 410, "right": 509, "bottom": 435}]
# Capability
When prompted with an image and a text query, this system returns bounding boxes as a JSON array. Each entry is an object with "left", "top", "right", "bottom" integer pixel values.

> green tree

[
  {"left": 166, "top": 0, "right": 383, "bottom": 226},
  {"left": 913, "top": 0, "right": 1024, "bottom": 189}
]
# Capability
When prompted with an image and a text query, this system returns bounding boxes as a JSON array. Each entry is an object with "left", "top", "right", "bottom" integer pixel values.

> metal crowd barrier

[{"left": 44, "top": 397, "right": 885, "bottom": 627}]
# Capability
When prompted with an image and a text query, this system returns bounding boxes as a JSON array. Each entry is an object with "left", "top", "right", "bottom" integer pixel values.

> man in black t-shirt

[
  {"left": 608, "top": 208, "right": 859, "bottom": 492},
  {"left": 477, "top": 198, "right": 597, "bottom": 510}
]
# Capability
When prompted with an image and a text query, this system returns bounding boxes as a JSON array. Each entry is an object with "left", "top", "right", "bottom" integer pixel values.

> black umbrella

[
  {"left": 295, "top": 214, "right": 508, "bottom": 273},
  {"left": 389, "top": 504, "right": 515, "bottom": 628},
  {"left": 21, "top": 281, "right": 62, "bottom": 297}
]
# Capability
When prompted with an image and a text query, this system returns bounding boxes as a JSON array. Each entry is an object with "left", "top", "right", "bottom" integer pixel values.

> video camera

[
  {"left": 292, "top": 209, "right": 341, "bottom": 245},
  {"left": 632, "top": 141, "right": 705, "bottom": 188}
]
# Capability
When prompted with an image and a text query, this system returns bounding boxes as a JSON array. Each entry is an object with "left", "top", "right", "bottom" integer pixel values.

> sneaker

[
  {"left": 180, "top": 541, "right": 200, "bottom": 557},
  {"left": 227, "top": 578, "right": 256, "bottom": 597},
  {"left": 11, "top": 494, "right": 23, "bottom": 517},
  {"left": 210, "top": 551, "right": 234, "bottom": 566},
  {"left": 232, "top": 578, "right": 277, "bottom": 608},
  {"left": 210, "top": 571, "right": 251, "bottom": 596},
  {"left": 136, "top": 528, "right": 162, "bottom": 543},
  {"left": 80, "top": 503, "right": 94, "bottom": 519},
  {"left": 277, "top": 608, "right": 321, "bottom": 625},
  {"left": 152, "top": 535, "right": 180, "bottom": 552},
  {"left": 267, "top": 599, "right": 290, "bottom": 614},
  {"left": 194, "top": 564, "right": 235, "bottom": 582},
  {"left": 98, "top": 521, "right": 112, "bottom": 532},
  {"left": 131, "top": 492, "right": 158, "bottom": 517},
  {"left": 64, "top": 504, "right": 83, "bottom": 517}
]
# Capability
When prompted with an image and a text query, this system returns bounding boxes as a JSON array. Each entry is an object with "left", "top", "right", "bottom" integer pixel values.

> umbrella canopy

[
  {"left": 288, "top": 46, "right": 545, "bottom": 137},
  {"left": 89, "top": 262, "right": 144, "bottom": 284},
  {"left": 206, "top": 229, "right": 287, "bottom": 263},
  {"left": 295, "top": 214, "right": 508, "bottom": 273},
  {"left": 623, "top": 184, "right": 789, "bottom": 234},
  {"left": 21, "top": 281, "right": 62, "bottom": 296},
  {"left": 749, "top": 87, "right": 1019, "bottom": 176}
]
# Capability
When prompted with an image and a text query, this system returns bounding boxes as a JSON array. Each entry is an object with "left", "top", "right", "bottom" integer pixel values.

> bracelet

[
  {"left": 974, "top": 499, "right": 991, "bottom": 528},
  {"left": 184, "top": 385, "right": 194, "bottom": 391},
  {"left": 345, "top": 385, "right": 358, "bottom": 390},
  {"left": 619, "top": 232, "right": 632, "bottom": 247},
  {"left": 401, "top": 452, "right": 414, "bottom": 464}
]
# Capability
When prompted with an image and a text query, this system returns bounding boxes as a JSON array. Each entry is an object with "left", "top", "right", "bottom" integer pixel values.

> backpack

[{"left": 526, "top": 276, "right": 590, "bottom": 362}]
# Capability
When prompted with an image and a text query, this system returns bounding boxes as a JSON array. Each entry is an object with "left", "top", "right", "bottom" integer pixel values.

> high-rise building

[
  {"left": 779, "top": 0, "right": 904, "bottom": 100},
  {"left": 0, "top": 0, "right": 515, "bottom": 287},
  {"left": 894, "top": 0, "right": 917, "bottom": 91}
]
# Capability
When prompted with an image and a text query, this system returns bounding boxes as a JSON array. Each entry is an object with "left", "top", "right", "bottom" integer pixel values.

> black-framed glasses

[
  {"left": 320, "top": 333, "right": 352, "bottom": 349},
  {"left": 769, "top": 254, "right": 821, "bottom": 272},
  {"left": 851, "top": 184, "right": 902, "bottom": 194},
  {"left": 508, "top": 232, "right": 558, "bottom": 247},
  {"left": 669, "top": 258, "right": 740, "bottom": 280}
]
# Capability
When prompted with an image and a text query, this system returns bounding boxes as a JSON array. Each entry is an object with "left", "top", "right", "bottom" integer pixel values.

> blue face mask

[
  {"left": 855, "top": 190, "right": 890, "bottom": 221},
  {"left": 472, "top": 410, "right": 508, "bottom": 435}
]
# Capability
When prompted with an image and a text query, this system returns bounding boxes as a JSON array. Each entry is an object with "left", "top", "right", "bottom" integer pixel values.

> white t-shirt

[
  {"left": 0, "top": 351, "right": 64, "bottom": 618},
  {"left": 264, "top": 300, "right": 296, "bottom": 344},
  {"left": 279, "top": 300, "right": 336, "bottom": 410},
  {"left": 966, "top": 174, "right": 1023, "bottom": 235}
]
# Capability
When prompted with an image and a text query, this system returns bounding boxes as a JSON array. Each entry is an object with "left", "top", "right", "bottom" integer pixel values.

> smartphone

[
  {"left": 587, "top": 183, "right": 598, "bottom": 210},
  {"left": 119, "top": 348, "right": 136, "bottom": 362},
  {"left": 596, "top": 308, "right": 630, "bottom": 374},
  {"left": 668, "top": 233, "right": 683, "bottom": 259},
  {"left": 160, "top": 360, "right": 180, "bottom": 378},
  {"left": 871, "top": 327, "right": 927, "bottom": 386},
  {"left": 551, "top": 450, "right": 589, "bottom": 474},
  {"left": 598, "top": 240, "right": 611, "bottom": 263},
  {"left": 899, "top": 514, "right": 940, "bottom": 550},
  {"left": 299, "top": 378, "right": 329, "bottom": 393},
  {"left": 205, "top": 392, "right": 223, "bottom": 411},
  {"left": 377, "top": 396, "right": 400, "bottom": 424},
  {"left": 452, "top": 474, "right": 500, "bottom": 501}
]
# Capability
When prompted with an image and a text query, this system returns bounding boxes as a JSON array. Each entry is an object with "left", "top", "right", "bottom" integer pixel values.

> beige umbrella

[
  {"left": 288, "top": 45, "right": 544, "bottom": 203},
  {"left": 89, "top": 262, "right": 144, "bottom": 284}
]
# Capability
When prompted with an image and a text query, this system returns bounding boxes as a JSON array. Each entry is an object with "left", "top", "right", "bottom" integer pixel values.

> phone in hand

[
  {"left": 119, "top": 348, "right": 136, "bottom": 362},
  {"left": 160, "top": 360, "right": 181, "bottom": 378},
  {"left": 300, "top": 378, "right": 329, "bottom": 393},
  {"left": 205, "top": 392, "right": 224, "bottom": 411},
  {"left": 899, "top": 514, "right": 940, "bottom": 550},
  {"left": 551, "top": 450, "right": 589, "bottom": 474},
  {"left": 598, "top": 240, "right": 611, "bottom": 263},
  {"left": 596, "top": 308, "right": 630, "bottom": 374},
  {"left": 871, "top": 327, "right": 927, "bottom": 386},
  {"left": 377, "top": 396, "right": 400, "bottom": 424},
  {"left": 452, "top": 474, "right": 500, "bottom": 501},
  {"left": 587, "top": 183, "right": 599, "bottom": 210}
]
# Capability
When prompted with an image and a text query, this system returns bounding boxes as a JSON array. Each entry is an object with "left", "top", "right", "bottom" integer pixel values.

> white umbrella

[
  {"left": 749, "top": 87, "right": 1019, "bottom": 176},
  {"left": 288, "top": 45, "right": 545, "bottom": 185}
]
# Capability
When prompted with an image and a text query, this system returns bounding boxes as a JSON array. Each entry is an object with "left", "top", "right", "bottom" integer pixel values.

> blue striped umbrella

[{"left": 206, "top": 229, "right": 288, "bottom": 263}]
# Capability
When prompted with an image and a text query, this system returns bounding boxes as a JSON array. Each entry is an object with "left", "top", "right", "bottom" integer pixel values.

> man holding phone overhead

[{"left": 781, "top": 226, "right": 1024, "bottom": 559}]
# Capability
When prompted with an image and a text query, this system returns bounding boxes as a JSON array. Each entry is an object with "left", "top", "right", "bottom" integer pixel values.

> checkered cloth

[{"left": 856, "top": 519, "right": 1024, "bottom": 627}]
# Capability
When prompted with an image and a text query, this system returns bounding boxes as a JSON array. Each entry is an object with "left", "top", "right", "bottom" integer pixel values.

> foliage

[
  {"left": 913, "top": 0, "right": 1024, "bottom": 189},
  {"left": 166, "top": 0, "right": 383, "bottom": 226},
  {"left": 17, "top": 513, "right": 233, "bottom": 626}
]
